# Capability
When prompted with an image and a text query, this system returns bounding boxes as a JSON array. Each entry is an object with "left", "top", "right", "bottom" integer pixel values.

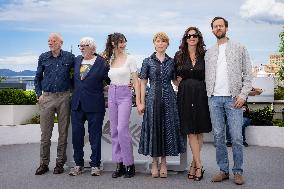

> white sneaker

[
  {"left": 69, "top": 166, "right": 84, "bottom": 176},
  {"left": 91, "top": 167, "right": 101, "bottom": 176}
]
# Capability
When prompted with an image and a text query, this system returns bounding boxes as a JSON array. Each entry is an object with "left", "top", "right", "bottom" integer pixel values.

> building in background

[
  {"left": 270, "top": 54, "right": 284, "bottom": 66},
  {"left": 252, "top": 54, "right": 283, "bottom": 78}
]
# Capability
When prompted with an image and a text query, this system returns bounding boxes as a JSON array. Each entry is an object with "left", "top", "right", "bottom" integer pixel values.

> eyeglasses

[
  {"left": 78, "top": 44, "right": 90, "bottom": 48},
  {"left": 186, "top": 34, "right": 199, "bottom": 39}
]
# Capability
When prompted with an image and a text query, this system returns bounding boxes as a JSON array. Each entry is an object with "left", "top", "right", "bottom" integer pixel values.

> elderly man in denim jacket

[
  {"left": 205, "top": 17, "right": 252, "bottom": 185},
  {"left": 34, "top": 33, "right": 75, "bottom": 175}
]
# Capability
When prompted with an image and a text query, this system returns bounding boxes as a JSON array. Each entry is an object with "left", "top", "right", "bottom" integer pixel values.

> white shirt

[
  {"left": 81, "top": 57, "right": 96, "bottom": 65},
  {"left": 213, "top": 43, "right": 231, "bottom": 96},
  {"left": 108, "top": 55, "right": 137, "bottom": 85}
]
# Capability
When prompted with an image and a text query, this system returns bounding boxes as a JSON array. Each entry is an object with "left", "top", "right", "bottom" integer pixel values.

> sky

[{"left": 0, "top": 0, "right": 283, "bottom": 71}]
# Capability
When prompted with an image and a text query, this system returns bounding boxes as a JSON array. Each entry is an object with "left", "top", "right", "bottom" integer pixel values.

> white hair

[
  {"left": 49, "top": 32, "right": 63, "bottom": 42},
  {"left": 80, "top": 37, "right": 97, "bottom": 50}
]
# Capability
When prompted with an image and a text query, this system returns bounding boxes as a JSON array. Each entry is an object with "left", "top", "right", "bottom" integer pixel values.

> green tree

[
  {"left": 280, "top": 27, "right": 284, "bottom": 54},
  {"left": 277, "top": 27, "right": 284, "bottom": 81},
  {"left": 0, "top": 76, "right": 6, "bottom": 83}
]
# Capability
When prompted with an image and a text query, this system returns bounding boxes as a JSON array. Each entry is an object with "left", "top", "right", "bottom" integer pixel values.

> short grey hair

[
  {"left": 80, "top": 37, "right": 97, "bottom": 50},
  {"left": 49, "top": 32, "right": 63, "bottom": 42}
]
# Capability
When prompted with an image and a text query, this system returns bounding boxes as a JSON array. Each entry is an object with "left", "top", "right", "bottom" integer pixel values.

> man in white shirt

[{"left": 205, "top": 17, "right": 252, "bottom": 185}]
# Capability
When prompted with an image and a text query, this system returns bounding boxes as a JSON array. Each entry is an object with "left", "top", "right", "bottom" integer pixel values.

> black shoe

[
  {"left": 194, "top": 167, "right": 205, "bottom": 181},
  {"left": 243, "top": 141, "right": 249, "bottom": 147},
  {"left": 112, "top": 162, "right": 126, "bottom": 178},
  {"left": 35, "top": 164, "right": 49, "bottom": 175},
  {"left": 53, "top": 164, "right": 64, "bottom": 174},
  {"left": 124, "top": 164, "right": 135, "bottom": 178},
  {"left": 226, "top": 142, "right": 232, "bottom": 147}
]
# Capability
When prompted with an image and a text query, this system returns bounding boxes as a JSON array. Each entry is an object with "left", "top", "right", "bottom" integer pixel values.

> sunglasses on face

[
  {"left": 186, "top": 34, "right": 199, "bottom": 39},
  {"left": 78, "top": 44, "right": 90, "bottom": 48}
]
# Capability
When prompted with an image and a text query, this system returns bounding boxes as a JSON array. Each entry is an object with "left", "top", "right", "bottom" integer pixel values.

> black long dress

[{"left": 175, "top": 55, "right": 212, "bottom": 134}]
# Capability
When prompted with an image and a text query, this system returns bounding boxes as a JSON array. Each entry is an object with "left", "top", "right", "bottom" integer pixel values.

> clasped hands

[{"left": 136, "top": 103, "right": 145, "bottom": 115}]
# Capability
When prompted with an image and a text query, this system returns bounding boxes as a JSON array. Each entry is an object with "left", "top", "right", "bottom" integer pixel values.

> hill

[{"left": 0, "top": 69, "right": 36, "bottom": 76}]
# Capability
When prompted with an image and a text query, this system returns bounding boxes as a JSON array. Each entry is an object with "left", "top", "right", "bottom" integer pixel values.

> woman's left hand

[{"left": 137, "top": 103, "right": 145, "bottom": 115}]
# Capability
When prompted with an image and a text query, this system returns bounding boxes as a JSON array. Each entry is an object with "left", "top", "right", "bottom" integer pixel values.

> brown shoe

[
  {"left": 35, "top": 164, "right": 49, "bottom": 175},
  {"left": 53, "top": 164, "right": 64, "bottom": 174},
  {"left": 234, "top": 174, "right": 244, "bottom": 185},
  {"left": 211, "top": 172, "right": 229, "bottom": 182}
]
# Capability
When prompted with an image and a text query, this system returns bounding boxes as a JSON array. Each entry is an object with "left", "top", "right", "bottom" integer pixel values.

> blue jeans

[
  {"left": 208, "top": 96, "right": 243, "bottom": 175},
  {"left": 226, "top": 117, "right": 251, "bottom": 143}
]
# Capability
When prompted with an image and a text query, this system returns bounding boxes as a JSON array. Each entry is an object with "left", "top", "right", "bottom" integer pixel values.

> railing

[{"left": 1, "top": 76, "right": 35, "bottom": 90}]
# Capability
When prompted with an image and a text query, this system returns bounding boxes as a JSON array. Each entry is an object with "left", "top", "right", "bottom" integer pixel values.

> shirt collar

[
  {"left": 47, "top": 49, "right": 63, "bottom": 58},
  {"left": 150, "top": 52, "right": 170, "bottom": 63}
]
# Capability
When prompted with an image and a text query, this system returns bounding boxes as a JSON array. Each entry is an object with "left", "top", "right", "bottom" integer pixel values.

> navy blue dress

[{"left": 138, "top": 53, "right": 185, "bottom": 157}]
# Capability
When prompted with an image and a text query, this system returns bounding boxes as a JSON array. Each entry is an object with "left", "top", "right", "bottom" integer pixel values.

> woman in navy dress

[
  {"left": 174, "top": 27, "right": 212, "bottom": 181},
  {"left": 138, "top": 32, "right": 185, "bottom": 178}
]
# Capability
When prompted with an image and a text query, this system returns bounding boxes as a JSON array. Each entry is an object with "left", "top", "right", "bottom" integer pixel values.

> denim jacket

[{"left": 34, "top": 50, "right": 75, "bottom": 97}]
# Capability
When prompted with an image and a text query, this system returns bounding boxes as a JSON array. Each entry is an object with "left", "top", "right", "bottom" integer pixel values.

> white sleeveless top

[{"left": 108, "top": 55, "right": 137, "bottom": 85}]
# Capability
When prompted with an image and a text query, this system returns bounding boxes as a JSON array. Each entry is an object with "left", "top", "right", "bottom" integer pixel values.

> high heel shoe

[
  {"left": 194, "top": 167, "right": 205, "bottom": 181},
  {"left": 151, "top": 161, "right": 159, "bottom": 178},
  {"left": 159, "top": 163, "right": 167, "bottom": 178},
  {"left": 187, "top": 165, "right": 196, "bottom": 179}
]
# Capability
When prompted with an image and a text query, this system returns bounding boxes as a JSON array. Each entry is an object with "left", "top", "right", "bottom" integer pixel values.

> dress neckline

[
  {"left": 110, "top": 55, "right": 128, "bottom": 69},
  {"left": 188, "top": 56, "right": 198, "bottom": 68}
]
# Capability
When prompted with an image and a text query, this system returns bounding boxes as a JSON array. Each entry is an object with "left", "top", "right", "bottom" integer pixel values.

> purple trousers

[{"left": 108, "top": 85, "right": 134, "bottom": 166}]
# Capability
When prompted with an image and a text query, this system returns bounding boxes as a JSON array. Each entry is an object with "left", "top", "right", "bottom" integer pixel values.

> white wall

[{"left": 0, "top": 105, "right": 39, "bottom": 125}]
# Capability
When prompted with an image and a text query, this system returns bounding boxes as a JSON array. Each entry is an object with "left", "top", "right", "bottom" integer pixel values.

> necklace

[
  {"left": 190, "top": 56, "right": 196, "bottom": 66},
  {"left": 188, "top": 50, "right": 196, "bottom": 65}
]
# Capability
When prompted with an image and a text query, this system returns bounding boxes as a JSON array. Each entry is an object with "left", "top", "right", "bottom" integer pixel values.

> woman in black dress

[{"left": 174, "top": 27, "right": 212, "bottom": 181}]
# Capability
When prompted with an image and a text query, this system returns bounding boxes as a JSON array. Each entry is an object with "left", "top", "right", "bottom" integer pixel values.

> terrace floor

[{"left": 1, "top": 142, "right": 283, "bottom": 189}]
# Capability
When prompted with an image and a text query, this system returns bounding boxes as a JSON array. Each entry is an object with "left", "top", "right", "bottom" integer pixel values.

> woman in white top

[{"left": 103, "top": 33, "right": 142, "bottom": 178}]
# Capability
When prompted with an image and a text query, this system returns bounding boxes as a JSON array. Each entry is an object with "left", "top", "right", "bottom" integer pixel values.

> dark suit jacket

[{"left": 71, "top": 54, "right": 110, "bottom": 112}]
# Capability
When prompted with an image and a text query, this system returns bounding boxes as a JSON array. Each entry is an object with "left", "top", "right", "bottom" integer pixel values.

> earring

[{"left": 110, "top": 49, "right": 115, "bottom": 62}]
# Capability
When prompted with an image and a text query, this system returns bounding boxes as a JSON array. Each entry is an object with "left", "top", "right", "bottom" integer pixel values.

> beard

[{"left": 214, "top": 30, "right": 226, "bottom": 39}]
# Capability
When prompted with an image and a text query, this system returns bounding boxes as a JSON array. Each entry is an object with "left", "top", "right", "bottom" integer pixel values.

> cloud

[
  {"left": 240, "top": 0, "right": 284, "bottom": 24},
  {"left": 0, "top": 0, "right": 209, "bottom": 35},
  {"left": 0, "top": 53, "right": 38, "bottom": 71}
]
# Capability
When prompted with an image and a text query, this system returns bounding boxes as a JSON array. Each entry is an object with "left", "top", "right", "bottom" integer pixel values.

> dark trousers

[{"left": 71, "top": 104, "right": 105, "bottom": 167}]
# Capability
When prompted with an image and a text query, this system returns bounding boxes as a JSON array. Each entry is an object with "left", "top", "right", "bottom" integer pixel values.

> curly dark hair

[
  {"left": 103, "top": 32, "right": 127, "bottom": 64},
  {"left": 175, "top": 27, "right": 206, "bottom": 68}
]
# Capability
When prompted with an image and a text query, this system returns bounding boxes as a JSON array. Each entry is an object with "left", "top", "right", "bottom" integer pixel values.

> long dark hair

[
  {"left": 103, "top": 32, "right": 127, "bottom": 64},
  {"left": 175, "top": 27, "right": 206, "bottom": 67}
]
